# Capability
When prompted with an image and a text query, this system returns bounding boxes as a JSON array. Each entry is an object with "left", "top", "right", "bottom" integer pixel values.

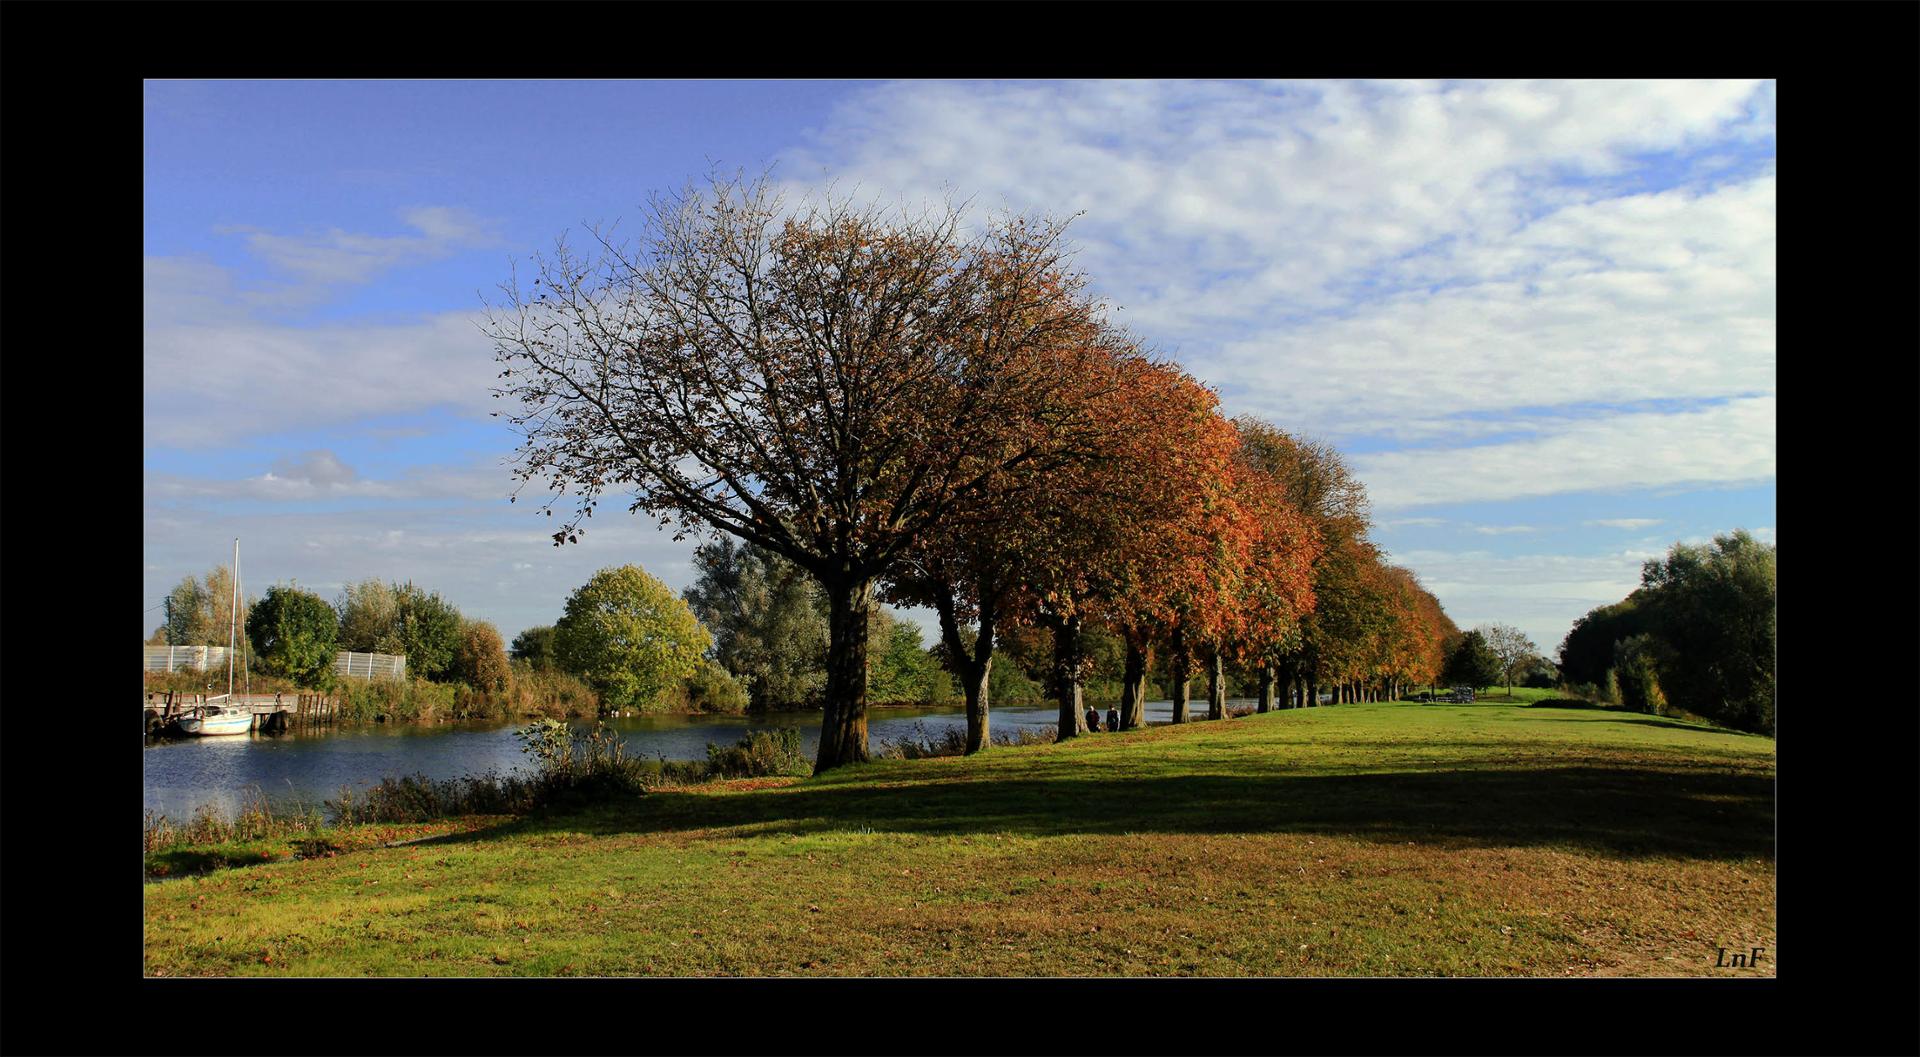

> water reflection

[{"left": 143, "top": 698, "right": 1261, "bottom": 821}]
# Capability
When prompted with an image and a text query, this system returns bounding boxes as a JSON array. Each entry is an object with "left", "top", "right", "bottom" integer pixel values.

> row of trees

[
  {"left": 1557, "top": 529, "right": 1776, "bottom": 735},
  {"left": 487, "top": 172, "right": 1465, "bottom": 770}
]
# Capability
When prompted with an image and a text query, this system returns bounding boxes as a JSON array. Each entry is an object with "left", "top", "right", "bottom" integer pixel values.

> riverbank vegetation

[{"left": 143, "top": 697, "right": 1775, "bottom": 976}]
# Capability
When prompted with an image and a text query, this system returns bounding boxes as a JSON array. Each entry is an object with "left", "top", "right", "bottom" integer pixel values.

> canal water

[{"left": 142, "top": 698, "right": 1260, "bottom": 821}]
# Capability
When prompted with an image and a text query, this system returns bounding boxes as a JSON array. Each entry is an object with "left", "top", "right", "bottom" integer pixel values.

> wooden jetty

[{"left": 143, "top": 690, "right": 337, "bottom": 737}]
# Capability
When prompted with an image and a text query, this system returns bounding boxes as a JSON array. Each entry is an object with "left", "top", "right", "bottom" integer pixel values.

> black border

[{"left": 4, "top": 2, "right": 1916, "bottom": 1055}]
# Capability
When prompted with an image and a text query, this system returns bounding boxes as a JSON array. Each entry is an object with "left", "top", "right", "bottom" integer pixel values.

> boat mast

[{"left": 228, "top": 537, "right": 240, "bottom": 699}]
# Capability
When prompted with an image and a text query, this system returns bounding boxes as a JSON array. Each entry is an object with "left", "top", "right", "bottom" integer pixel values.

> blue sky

[{"left": 144, "top": 79, "right": 1776, "bottom": 660}]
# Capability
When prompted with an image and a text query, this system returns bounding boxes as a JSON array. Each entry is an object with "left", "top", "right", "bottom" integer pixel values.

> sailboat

[{"left": 177, "top": 538, "right": 255, "bottom": 737}]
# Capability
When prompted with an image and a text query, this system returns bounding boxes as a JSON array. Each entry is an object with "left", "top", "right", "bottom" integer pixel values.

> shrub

[
  {"left": 653, "top": 657, "right": 751, "bottom": 714},
  {"left": 500, "top": 662, "right": 601, "bottom": 718},
  {"left": 331, "top": 675, "right": 456, "bottom": 724}
]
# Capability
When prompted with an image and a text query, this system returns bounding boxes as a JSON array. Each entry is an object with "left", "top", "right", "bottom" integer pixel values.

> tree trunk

[
  {"left": 1118, "top": 639, "right": 1150, "bottom": 730},
  {"left": 934, "top": 590, "right": 994, "bottom": 755},
  {"left": 1167, "top": 625, "right": 1182, "bottom": 725},
  {"left": 1257, "top": 665, "right": 1275, "bottom": 713},
  {"left": 964, "top": 659, "right": 991, "bottom": 754},
  {"left": 1207, "top": 647, "right": 1226, "bottom": 720},
  {"left": 1052, "top": 614, "right": 1088, "bottom": 740},
  {"left": 1306, "top": 673, "right": 1318, "bottom": 708},
  {"left": 816, "top": 576, "right": 874, "bottom": 772}
]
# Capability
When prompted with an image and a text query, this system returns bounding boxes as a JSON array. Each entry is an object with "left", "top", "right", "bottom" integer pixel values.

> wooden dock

[{"left": 142, "top": 691, "right": 338, "bottom": 736}]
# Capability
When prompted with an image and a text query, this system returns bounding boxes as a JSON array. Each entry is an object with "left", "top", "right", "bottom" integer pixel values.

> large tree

[
  {"left": 1233, "top": 423, "right": 1372, "bottom": 710},
  {"left": 554, "top": 564, "right": 711, "bottom": 711},
  {"left": 489, "top": 174, "right": 1112, "bottom": 770},
  {"left": 161, "top": 564, "right": 253, "bottom": 648},
  {"left": 336, "top": 578, "right": 403, "bottom": 654},
  {"left": 1556, "top": 593, "right": 1650, "bottom": 689},
  {"left": 1226, "top": 421, "right": 1325, "bottom": 713},
  {"left": 1443, "top": 629, "right": 1502, "bottom": 691},
  {"left": 1006, "top": 356, "right": 1243, "bottom": 739},
  {"left": 682, "top": 537, "right": 829, "bottom": 710},
  {"left": 245, "top": 584, "right": 339, "bottom": 686},
  {"left": 1636, "top": 530, "right": 1776, "bottom": 735}
]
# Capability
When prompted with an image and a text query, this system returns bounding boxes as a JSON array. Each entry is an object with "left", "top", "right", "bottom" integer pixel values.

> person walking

[
  {"left": 1106, "top": 705, "right": 1120, "bottom": 732},
  {"left": 1084, "top": 705, "right": 1101, "bottom": 732}
]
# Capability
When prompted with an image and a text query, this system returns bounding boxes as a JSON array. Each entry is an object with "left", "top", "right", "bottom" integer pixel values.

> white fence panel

[
  {"left": 143, "top": 645, "right": 239, "bottom": 672},
  {"left": 144, "top": 645, "right": 406, "bottom": 681},
  {"left": 331, "top": 651, "right": 408, "bottom": 681}
]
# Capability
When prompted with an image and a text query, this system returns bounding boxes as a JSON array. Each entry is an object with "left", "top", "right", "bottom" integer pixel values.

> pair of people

[{"left": 1084, "top": 706, "right": 1122, "bottom": 732}]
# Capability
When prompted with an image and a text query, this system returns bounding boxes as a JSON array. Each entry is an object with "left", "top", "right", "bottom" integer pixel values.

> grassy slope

[{"left": 143, "top": 692, "right": 1775, "bottom": 977}]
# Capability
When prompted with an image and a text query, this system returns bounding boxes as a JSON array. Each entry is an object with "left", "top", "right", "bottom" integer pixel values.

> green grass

[{"left": 143, "top": 694, "right": 1775, "bottom": 977}]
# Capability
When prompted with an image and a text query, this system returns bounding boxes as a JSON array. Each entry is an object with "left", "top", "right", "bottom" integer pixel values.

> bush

[
  {"left": 498, "top": 662, "right": 601, "bottom": 718},
  {"left": 453, "top": 620, "right": 511, "bottom": 693},
  {"left": 331, "top": 675, "right": 457, "bottom": 724}
]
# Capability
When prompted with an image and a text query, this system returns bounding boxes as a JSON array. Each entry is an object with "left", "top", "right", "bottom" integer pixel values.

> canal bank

[{"left": 143, "top": 699, "right": 1259, "bottom": 821}]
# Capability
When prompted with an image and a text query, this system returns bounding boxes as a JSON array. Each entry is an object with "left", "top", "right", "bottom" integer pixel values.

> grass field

[{"left": 142, "top": 690, "right": 1776, "bottom": 977}]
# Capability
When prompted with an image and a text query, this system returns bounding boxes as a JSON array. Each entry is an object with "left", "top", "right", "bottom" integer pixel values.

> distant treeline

[{"left": 1556, "top": 530, "right": 1775, "bottom": 735}]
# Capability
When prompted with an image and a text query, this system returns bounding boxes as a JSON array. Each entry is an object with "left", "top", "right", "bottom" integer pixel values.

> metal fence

[
  {"left": 333, "top": 651, "right": 407, "bottom": 681},
  {"left": 144, "top": 645, "right": 240, "bottom": 673},
  {"left": 144, "top": 645, "right": 406, "bottom": 681}
]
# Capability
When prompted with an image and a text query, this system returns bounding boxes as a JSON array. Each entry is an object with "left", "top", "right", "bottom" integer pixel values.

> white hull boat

[{"left": 178, "top": 703, "right": 254, "bottom": 736}]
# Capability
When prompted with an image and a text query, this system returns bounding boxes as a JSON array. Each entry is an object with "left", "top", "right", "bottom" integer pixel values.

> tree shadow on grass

[{"left": 453, "top": 760, "right": 1775, "bottom": 862}]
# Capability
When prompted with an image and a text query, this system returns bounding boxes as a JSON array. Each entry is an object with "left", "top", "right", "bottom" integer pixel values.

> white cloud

[
  {"left": 1587, "top": 518, "right": 1664, "bottom": 530},
  {"left": 215, "top": 206, "right": 499, "bottom": 287},
  {"left": 779, "top": 79, "right": 1775, "bottom": 495},
  {"left": 142, "top": 272, "right": 495, "bottom": 447},
  {"left": 1353, "top": 396, "right": 1774, "bottom": 509},
  {"left": 1470, "top": 524, "right": 1536, "bottom": 535},
  {"left": 145, "top": 454, "right": 517, "bottom": 506}
]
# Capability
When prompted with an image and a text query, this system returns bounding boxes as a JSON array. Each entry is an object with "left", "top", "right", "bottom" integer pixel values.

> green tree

[
  {"left": 1556, "top": 594, "right": 1649, "bottom": 688},
  {"left": 1637, "top": 530, "right": 1776, "bottom": 735},
  {"left": 556, "top": 565, "right": 712, "bottom": 711},
  {"left": 509, "top": 625, "right": 560, "bottom": 670},
  {"left": 391, "top": 582, "right": 464, "bottom": 680},
  {"left": 682, "top": 538, "right": 829, "bottom": 710},
  {"left": 1442, "top": 629, "right": 1501, "bottom": 690},
  {"left": 336, "top": 578, "right": 403, "bottom": 653},
  {"left": 162, "top": 565, "right": 253, "bottom": 647},
  {"left": 245, "top": 585, "right": 339, "bottom": 686},
  {"left": 453, "top": 619, "right": 511, "bottom": 693},
  {"left": 868, "top": 612, "right": 954, "bottom": 705}
]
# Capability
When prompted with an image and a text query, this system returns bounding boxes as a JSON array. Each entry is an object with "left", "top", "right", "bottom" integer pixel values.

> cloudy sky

[{"left": 144, "top": 79, "right": 1775, "bottom": 659}]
